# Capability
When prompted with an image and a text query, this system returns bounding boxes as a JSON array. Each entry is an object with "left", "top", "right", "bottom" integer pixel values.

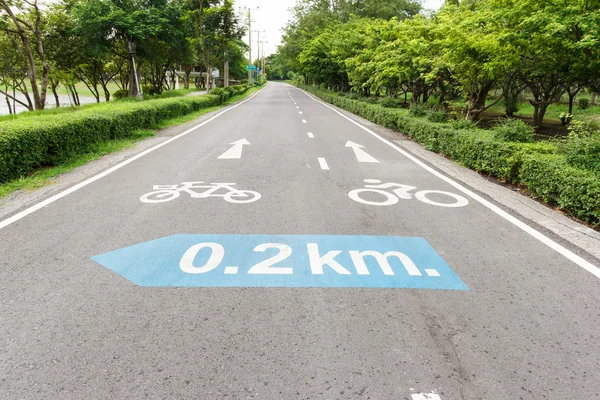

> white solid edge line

[
  {"left": 318, "top": 157, "right": 330, "bottom": 170},
  {"left": 0, "top": 89, "right": 265, "bottom": 231},
  {"left": 299, "top": 87, "right": 600, "bottom": 278}
]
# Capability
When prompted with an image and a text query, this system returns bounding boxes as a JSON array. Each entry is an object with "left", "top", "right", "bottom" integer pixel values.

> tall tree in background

[{"left": 0, "top": 0, "right": 49, "bottom": 110}]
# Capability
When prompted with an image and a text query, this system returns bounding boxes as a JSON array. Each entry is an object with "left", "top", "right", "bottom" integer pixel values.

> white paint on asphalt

[
  {"left": 345, "top": 140, "right": 380, "bottom": 163},
  {"left": 217, "top": 138, "right": 250, "bottom": 159},
  {"left": 318, "top": 158, "right": 330, "bottom": 170},
  {"left": 299, "top": 111, "right": 303, "bottom": 114},
  {"left": 307, "top": 132, "right": 314, "bottom": 138},
  {"left": 300, "top": 87, "right": 600, "bottom": 278},
  {"left": 140, "top": 182, "right": 261, "bottom": 204},
  {"left": 426, "top": 269, "right": 441, "bottom": 277},
  {"left": 412, "top": 393, "right": 441, "bottom": 400},
  {"left": 0, "top": 89, "right": 265, "bottom": 231},
  {"left": 302, "top": 120, "right": 307, "bottom": 124}
]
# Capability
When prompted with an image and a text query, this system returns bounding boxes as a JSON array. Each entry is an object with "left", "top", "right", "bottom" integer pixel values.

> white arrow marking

[
  {"left": 218, "top": 138, "right": 250, "bottom": 159},
  {"left": 345, "top": 141, "right": 380, "bottom": 163}
]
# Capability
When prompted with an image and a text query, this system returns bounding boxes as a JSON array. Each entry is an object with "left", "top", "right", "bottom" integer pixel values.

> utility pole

[
  {"left": 239, "top": 6, "right": 259, "bottom": 85},
  {"left": 260, "top": 40, "right": 268, "bottom": 75},
  {"left": 253, "top": 29, "right": 265, "bottom": 84}
]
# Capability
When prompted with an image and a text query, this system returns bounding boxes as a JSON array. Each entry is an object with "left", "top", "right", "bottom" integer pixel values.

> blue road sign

[{"left": 91, "top": 234, "right": 469, "bottom": 290}]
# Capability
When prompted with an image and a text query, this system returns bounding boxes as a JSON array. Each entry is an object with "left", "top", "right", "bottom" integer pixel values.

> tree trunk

[
  {"left": 5, "top": 94, "right": 12, "bottom": 115},
  {"left": 591, "top": 93, "right": 598, "bottom": 105},
  {"left": 51, "top": 82, "right": 60, "bottom": 107},
  {"left": 568, "top": 92, "right": 575, "bottom": 114}
]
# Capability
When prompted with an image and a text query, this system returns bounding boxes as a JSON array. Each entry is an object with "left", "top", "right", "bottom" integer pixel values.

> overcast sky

[{"left": 234, "top": 0, "right": 444, "bottom": 60}]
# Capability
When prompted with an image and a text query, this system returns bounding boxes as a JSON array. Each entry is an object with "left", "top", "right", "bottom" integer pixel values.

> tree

[{"left": 0, "top": 0, "right": 50, "bottom": 110}]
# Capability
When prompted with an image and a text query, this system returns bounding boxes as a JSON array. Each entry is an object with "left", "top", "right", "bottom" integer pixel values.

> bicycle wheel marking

[
  {"left": 139, "top": 181, "right": 261, "bottom": 204},
  {"left": 349, "top": 179, "right": 469, "bottom": 208}
]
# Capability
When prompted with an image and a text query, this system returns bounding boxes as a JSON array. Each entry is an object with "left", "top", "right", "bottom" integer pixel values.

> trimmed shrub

[
  {"left": 492, "top": 118, "right": 534, "bottom": 143},
  {"left": 560, "top": 121, "right": 600, "bottom": 174},
  {"left": 427, "top": 110, "right": 449, "bottom": 123},
  {"left": 113, "top": 89, "right": 129, "bottom": 100},
  {"left": 520, "top": 154, "right": 600, "bottom": 226},
  {"left": 379, "top": 97, "right": 401, "bottom": 109},
  {"left": 578, "top": 98, "right": 590, "bottom": 110},
  {"left": 409, "top": 103, "right": 428, "bottom": 117},
  {"left": 0, "top": 95, "right": 222, "bottom": 183}
]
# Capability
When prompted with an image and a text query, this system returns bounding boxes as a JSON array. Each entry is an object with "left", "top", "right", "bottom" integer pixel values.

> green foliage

[
  {"left": 450, "top": 118, "right": 478, "bottom": 130},
  {"left": 520, "top": 155, "right": 600, "bottom": 226},
  {"left": 492, "top": 118, "right": 535, "bottom": 143},
  {"left": 297, "top": 84, "right": 599, "bottom": 226},
  {"left": 379, "top": 97, "right": 401, "bottom": 108},
  {"left": 560, "top": 121, "right": 600, "bottom": 174},
  {"left": 0, "top": 95, "right": 223, "bottom": 183},
  {"left": 113, "top": 89, "right": 129, "bottom": 100},
  {"left": 427, "top": 110, "right": 449, "bottom": 123},
  {"left": 409, "top": 103, "right": 428, "bottom": 117},
  {"left": 578, "top": 98, "right": 590, "bottom": 110}
]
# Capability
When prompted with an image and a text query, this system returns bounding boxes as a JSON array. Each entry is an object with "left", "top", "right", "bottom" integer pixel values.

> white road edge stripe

[
  {"left": 0, "top": 89, "right": 265, "bottom": 231},
  {"left": 318, "top": 157, "right": 330, "bottom": 170},
  {"left": 300, "top": 87, "right": 600, "bottom": 278}
]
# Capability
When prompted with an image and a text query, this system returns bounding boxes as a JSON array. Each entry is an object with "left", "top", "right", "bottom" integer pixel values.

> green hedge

[
  {"left": 297, "top": 84, "right": 600, "bottom": 227},
  {"left": 0, "top": 95, "right": 222, "bottom": 183}
]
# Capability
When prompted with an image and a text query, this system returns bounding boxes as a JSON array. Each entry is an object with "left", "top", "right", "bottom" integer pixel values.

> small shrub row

[
  {"left": 0, "top": 95, "right": 223, "bottom": 183},
  {"left": 296, "top": 84, "right": 599, "bottom": 227},
  {"left": 210, "top": 84, "right": 251, "bottom": 102}
]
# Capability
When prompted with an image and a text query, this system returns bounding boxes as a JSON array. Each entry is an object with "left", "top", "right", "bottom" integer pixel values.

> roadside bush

[
  {"left": 0, "top": 95, "right": 222, "bottom": 183},
  {"left": 450, "top": 118, "right": 478, "bottom": 130},
  {"left": 427, "top": 110, "right": 449, "bottom": 123},
  {"left": 492, "top": 118, "right": 534, "bottom": 143},
  {"left": 409, "top": 103, "right": 428, "bottom": 117},
  {"left": 210, "top": 87, "right": 229, "bottom": 102},
  {"left": 578, "top": 98, "right": 590, "bottom": 110},
  {"left": 560, "top": 121, "right": 600, "bottom": 174},
  {"left": 113, "top": 89, "right": 128, "bottom": 100},
  {"left": 520, "top": 154, "right": 600, "bottom": 226},
  {"left": 379, "top": 97, "right": 401, "bottom": 108}
]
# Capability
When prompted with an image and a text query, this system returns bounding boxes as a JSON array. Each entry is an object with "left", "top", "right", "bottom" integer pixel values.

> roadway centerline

[
  {"left": 302, "top": 119, "right": 307, "bottom": 124},
  {"left": 307, "top": 132, "right": 314, "bottom": 138},
  {"left": 317, "top": 157, "right": 330, "bottom": 170}
]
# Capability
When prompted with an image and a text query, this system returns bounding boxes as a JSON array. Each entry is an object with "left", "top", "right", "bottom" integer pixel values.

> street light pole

[
  {"left": 239, "top": 6, "right": 259, "bottom": 85},
  {"left": 253, "top": 29, "right": 265, "bottom": 84}
]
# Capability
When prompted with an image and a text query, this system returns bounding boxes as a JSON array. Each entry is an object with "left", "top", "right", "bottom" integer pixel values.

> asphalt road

[{"left": 1, "top": 82, "right": 600, "bottom": 400}]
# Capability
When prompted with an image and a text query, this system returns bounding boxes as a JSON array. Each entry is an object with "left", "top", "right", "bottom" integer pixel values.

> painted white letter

[
  {"left": 307, "top": 243, "right": 351, "bottom": 275},
  {"left": 349, "top": 250, "right": 422, "bottom": 276}
]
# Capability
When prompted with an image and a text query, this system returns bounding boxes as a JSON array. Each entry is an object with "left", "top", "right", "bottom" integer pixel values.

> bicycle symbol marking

[
  {"left": 140, "top": 182, "right": 261, "bottom": 204},
  {"left": 348, "top": 179, "right": 469, "bottom": 208}
]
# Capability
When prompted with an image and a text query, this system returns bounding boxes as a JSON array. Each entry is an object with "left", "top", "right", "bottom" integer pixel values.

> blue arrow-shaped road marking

[{"left": 91, "top": 234, "right": 469, "bottom": 290}]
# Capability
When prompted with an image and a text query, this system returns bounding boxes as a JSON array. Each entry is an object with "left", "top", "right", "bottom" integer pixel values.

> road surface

[{"left": 1, "top": 82, "right": 599, "bottom": 400}]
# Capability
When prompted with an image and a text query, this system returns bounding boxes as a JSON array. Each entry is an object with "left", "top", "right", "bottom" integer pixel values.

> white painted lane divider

[
  {"left": 302, "top": 120, "right": 307, "bottom": 124},
  {"left": 318, "top": 158, "right": 330, "bottom": 170},
  {"left": 412, "top": 393, "right": 441, "bottom": 400},
  {"left": 345, "top": 140, "right": 380, "bottom": 163},
  {"left": 299, "top": 111, "right": 303, "bottom": 114},
  {"left": 298, "top": 86, "right": 600, "bottom": 278},
  {"left": 307, "top": 132, "right": 314, "bottom": 138},
  {"left": 218, "top": 138, "right": 250, "bottom": 159}
]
